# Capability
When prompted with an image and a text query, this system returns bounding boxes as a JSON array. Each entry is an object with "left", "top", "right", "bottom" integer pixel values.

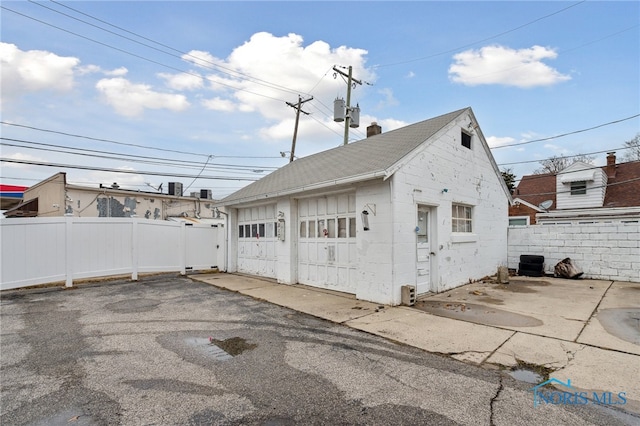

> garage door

[
  {"left": 298, "top": 194, "right": 357, "bottom": 293},
  {"left": 237, "top": 204, "right": 277, "bottom": 278}
]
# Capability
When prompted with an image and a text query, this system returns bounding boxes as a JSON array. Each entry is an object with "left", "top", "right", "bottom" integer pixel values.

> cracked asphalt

[{"left": 1, "top": 274, "right": 636, "bottom": 425}]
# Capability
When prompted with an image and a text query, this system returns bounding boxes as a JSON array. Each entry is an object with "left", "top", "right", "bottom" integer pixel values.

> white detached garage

[{"left": 218, "top": 108, "right": 512, "bottom": 305}]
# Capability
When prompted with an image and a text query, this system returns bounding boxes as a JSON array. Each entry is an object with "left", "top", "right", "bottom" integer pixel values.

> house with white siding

[
  {"left": 509, "top": 152, "right": 640, "bottom": 225},
  {"left": 216, "top": 107, "right": 512, "bottom": 305}
]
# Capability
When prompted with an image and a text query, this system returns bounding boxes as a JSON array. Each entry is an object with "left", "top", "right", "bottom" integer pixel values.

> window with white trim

[
  {"left": 570, "top": 180, "right": 587, "bottom": 195},
  {"left": 509, "top": 216, "right": 529, "bottom": 226},
  {"left": 452, "top": 204, "right": 472, "bottom": 232}
]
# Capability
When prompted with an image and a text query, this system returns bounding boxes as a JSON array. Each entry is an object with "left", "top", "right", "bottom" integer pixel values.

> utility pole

[
  {"left": 286, "top": 95, "right": 313, "bottom": 162},
  {"left": 333, "top": 65, "right": 362, "bottom": 145}
]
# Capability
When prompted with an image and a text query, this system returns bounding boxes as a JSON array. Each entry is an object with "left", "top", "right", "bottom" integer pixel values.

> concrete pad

[
  {"left": 552, "top": 346, "right": 640, "bottom": 414},
  {"left": 345, "top": 307, "right": 514, "bottom": 363},
  {"left": 578, "top": 281, "right": 640, "bottom": 355},
  {"left": 486, "top": 332, "right": 585, "bottom": 369},
  {"left": 240, "top": 284, "right": 380, "bottom": 323},
  {"left": 420, "top": 277, "right": 611, "bottom": 341},
  {"left": 191, "top": 273, "right": 275, "bottom": 292}
]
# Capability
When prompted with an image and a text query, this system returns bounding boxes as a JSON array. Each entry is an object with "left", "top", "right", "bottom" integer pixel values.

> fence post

[
  {"left": 131, "top": 219, "right": 139, "bottom": 281},
  {"left": 180, "top": 221, "right": 186, "bottom": 275},
  {"left": 65, "top": 215, "right": 73, "bottom": 288}
]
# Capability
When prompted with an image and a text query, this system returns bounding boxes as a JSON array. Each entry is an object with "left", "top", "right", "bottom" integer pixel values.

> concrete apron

[{"left": 191, "top": 273, "right": 640, "bottom": 414}]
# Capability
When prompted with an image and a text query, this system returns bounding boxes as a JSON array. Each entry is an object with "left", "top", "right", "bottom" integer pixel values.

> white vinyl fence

[
  {"left": 1, "top": 217, "right": 225, "bottom": 291},
  {"left": 508, "top": 222, "right": 640, "bottom": 282}
]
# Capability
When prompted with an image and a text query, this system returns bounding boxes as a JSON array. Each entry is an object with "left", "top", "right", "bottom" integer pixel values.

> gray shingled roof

[{"left": 219, "top": 108, "right": 469, "bottom": 205}]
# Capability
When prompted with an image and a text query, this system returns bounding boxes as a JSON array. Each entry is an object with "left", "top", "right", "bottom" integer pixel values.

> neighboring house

[
  {"left": 3, "top": 172, "right": 220, "bottom": 221},
  {"left": 509, "top": 153, "right": 640, "bottom": 225},
  {"left": 216, "top": 107, "right": 512, "bottom": 305}
]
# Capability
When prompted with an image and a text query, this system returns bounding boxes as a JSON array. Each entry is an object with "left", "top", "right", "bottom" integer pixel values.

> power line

[
  {"left": 1, "top": 5, "right": 293, "bottom": 104},
  {"left": 497, "top": 146, "right": 630, "bottom": 167},
  {"left": 0, "top": 158, "right": 261, "bottom": 181},
  {"left": 515, "top": 176, "right": 640, "bottom": 198},
  {"left": 0, "top": 121, "right": 281, "bottom": 160},
  {"left": 1, "top": 137, "right": 278, "bottom": 173},
  {"left": 373, "top": 1, "right": 587, "bottom": 68},
  {"left": 33, "top": 0, "right": 304, "bottom": 98},
  {"left": 491, "top": 114, "right": 640, "bottom": 149}
]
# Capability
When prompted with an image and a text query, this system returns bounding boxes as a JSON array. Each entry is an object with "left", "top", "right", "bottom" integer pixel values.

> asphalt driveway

[{"left": 1, "top": 274, "right": 637, "bottom": 425}]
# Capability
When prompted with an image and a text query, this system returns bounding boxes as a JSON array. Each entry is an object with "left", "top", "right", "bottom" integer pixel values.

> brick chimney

[
  {"left": 367, "top": 122, "right": 382, "bottom": 137},
  {"left": 606, "top": 152, "right": 616, "bottom": 178}
]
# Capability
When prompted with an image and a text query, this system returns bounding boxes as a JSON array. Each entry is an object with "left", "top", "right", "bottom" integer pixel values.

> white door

[
  {"left": 237, "top": 204, "right": 277, "bottom": 278},
  {"left": 416, "top": 205, "right": 432, "bottom": 294},
  {"left": 297, "top": 194, "right": 357, "bottom": 293}
]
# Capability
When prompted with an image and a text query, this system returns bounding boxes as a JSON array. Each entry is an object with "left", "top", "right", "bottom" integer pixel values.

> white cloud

[
  {"left": 96, "top": 77, "right": 190, "bottom": 117},
  {"left": 376, "top": 88, "right": 398, "bottom": 109},
  {"left": 201, "top": 96, "right": 236, "bottom": 112},
  {"left": 377, "top": 118, "right": 408, "bottom": 132},
  {"left": 0, "top": 42, "right": 79, "bottom": 100},
  {"left": 406, "top": 71, "right": 415, "bottom": 78},
  {"left": 486, "top": 136, "right": 516, "bottom": 148},
  {"left": 448, "top": 45, "right": 571, "bottom": 88},
  {"left": 195, "top": 32, "right": 374, "bottom": 121},
  {"left": 182, "top": 50, "right": 219, "bottom": 68},
  {"left": 105, "top": 67, "right": 128, "bottom": 77},
  {"left": 158, "top": 72, "right": 203, "bottom": 91},
  {"left": 1, "top": 152, "right": 46, "bottom": 170}
]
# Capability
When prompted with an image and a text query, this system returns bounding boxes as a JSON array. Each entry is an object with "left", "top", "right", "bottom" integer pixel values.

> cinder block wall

[{"left": 508, "top": 223, "right": 640, "bottom": 282}]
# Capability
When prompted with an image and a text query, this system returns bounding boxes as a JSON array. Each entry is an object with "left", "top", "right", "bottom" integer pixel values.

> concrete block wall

[{"left": 508, "top": 223, "right": 640, "bottom": 282}]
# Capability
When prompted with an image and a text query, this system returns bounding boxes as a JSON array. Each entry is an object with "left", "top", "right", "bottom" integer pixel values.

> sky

[{"left": 1, "top": 1, "right": 639, "bottom": 200}]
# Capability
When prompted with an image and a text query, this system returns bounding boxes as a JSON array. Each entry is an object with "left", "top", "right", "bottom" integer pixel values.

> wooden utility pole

[
  {"left": 333, "top": 66, "right": 362, "bottom": 145},
  {"left": 286, "top": 95, "right": 313, "bottom": 162}
]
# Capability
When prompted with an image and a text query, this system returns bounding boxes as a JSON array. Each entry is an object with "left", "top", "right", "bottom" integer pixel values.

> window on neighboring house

[
  {"left": 570, "top": 181, "right": 587, "bottom": 195},
  {"left": 452, "top": 204, "right": 473, "bottom": 232},
  {"left": 461, "top": 130, "right": 472, "bottom": 149},
  {"left": 509, "top": 216, "right": 529, "bottom": 226}
]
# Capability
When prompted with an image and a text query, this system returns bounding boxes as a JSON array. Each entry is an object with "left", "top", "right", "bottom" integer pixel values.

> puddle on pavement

[
  {"left": 183, "top": 336, "right": 257, "bottom": 361},
  {"left": 596, "top": 308, "right": 640, "bottom": 345},
  {"left": 209, "top": 336, "right": 257, "bottom": 356},
  {"left": 494, "top": 280, "right": 550, "bottom": 294},
  {"left": 507, "top": 369, "right": 544, "bottom": 384},
  {"left": 413, "top": 301, "right": 543, "bottom": 327}
]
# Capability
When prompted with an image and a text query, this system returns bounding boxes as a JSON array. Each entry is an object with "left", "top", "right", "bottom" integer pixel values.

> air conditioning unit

[
  {"left": 200, "top": 189, "right": 212, "bottom": 200},
  {"left": 168, "top": 182, "right": 183, "bottom": 196}
]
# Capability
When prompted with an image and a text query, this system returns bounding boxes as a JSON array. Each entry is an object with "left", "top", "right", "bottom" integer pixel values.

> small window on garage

[
  {"left": 300, "top": 221, "right": 307, "bottom": 238},
  {"left": 308, "top": 220, "right": 316, "bottom": 238},
  {"left": 259, "top": 223, "right": 265, "bottom": 237},
  {"left": 461, "top": 130, "right": 471, "bottom": 149},
  {"left": 317, "top": 219, "right": 325, "bottom": 237},
  {"left": 452, "top": 204, "right": 473, "bottom": 232},
  {"left": 266, "top": 222, "right": 274, "bottom": 238},
  {"left": 244, "top": 224, "right": 250, "bottom": 237},
  {"left": 327, "top": 219, "right": 336, "bottom": 238},
  {"left": 239, "top": 225, "right": 244, "bottom": 238},
  {"left": 251, "top": 224, "right": 258, "bottom": 238},
  {"left": 338, "top": 218, "right": 347, "bottom": 238},
  {"left": 349, "top": 217, "right": 356, "bottom": 238}
]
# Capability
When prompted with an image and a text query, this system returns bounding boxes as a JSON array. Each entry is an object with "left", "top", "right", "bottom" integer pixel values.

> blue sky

[{"left": 1, "top": 1, "right": 639, "bottom": 199}]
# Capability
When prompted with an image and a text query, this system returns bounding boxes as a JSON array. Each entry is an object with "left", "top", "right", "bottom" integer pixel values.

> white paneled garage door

[
  {"left": 298, "top": 194, "right": 357, "bottom": 293},
  {"left": 237, "top": 204, "right": 277, "bottom": 278}
]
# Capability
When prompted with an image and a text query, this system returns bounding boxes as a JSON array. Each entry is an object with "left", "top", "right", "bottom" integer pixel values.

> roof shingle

[{"left": 220, "top": 108, "right": 470, "bottom": 205}]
